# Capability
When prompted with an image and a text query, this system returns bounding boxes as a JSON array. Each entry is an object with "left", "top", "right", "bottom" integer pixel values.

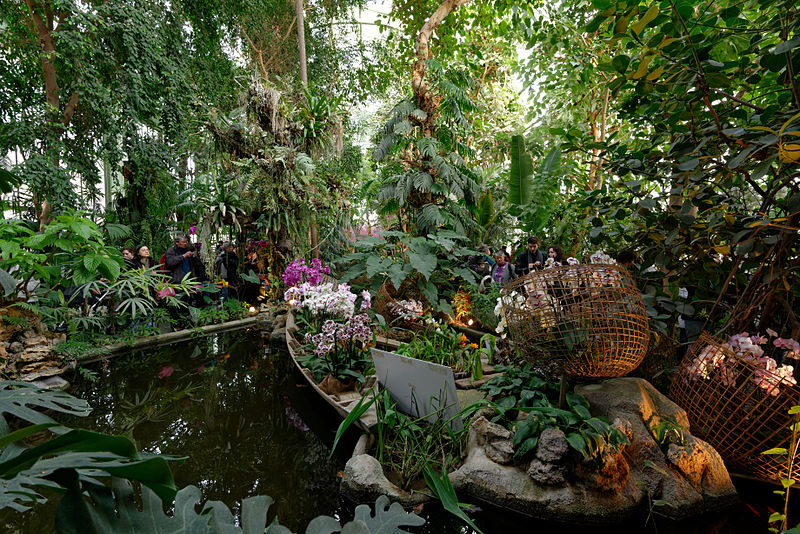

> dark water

[{"left": 0, "top": 328, "right": 793, "bottom": 533}]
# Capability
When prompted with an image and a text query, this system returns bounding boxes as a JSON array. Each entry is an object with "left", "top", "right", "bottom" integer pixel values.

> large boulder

[
  {"left": 449, "top": 377, "right": 737, "bottom": 523},
  {"left": 340, "top": 454, "right": 430, "bottom": 506}
]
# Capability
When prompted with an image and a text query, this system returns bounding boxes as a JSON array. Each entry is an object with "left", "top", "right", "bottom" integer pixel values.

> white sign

[{"left": 370, "top": 348, "right": 463, "bottom": 431}]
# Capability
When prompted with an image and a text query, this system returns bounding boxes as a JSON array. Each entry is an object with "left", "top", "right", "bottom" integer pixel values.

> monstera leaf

[
  {"left": 0, "top": 383, "right": 178, "bottom": 512},
  {"left": 54, "top": 478, "right": 425, "bottom": 534},
  {"left": 0, "top": 381, "right": 91, "bottom": 438},
  {"left": 0, "top": 429, "right": 179, "bottom": 512},
  {"left": 0, "top": 381, "right": 89, "bottom": 486}
]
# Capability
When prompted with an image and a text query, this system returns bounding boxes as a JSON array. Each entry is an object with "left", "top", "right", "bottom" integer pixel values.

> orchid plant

[
  {"left": 282, "top": 257, "right": 331, "bottom": 288},
  {"left": 287, "top": 280, "right": 376, "bottom": 385},
  {"left": 686, "top": 331, "right": 799, "bottom": 396},
  {"left": 300, "top": 313, "right": 374, "bottom": 384}
]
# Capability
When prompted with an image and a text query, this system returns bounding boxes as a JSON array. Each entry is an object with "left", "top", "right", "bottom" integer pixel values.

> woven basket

[
  {"left": 373, "top": 281, "right": 430, "bottom": 331},
  {"left": 499, "top": 263, "right": 648, "bottom": 377},
  {"left": 670, "top": 333, "right": 800, "bottom": 481}
]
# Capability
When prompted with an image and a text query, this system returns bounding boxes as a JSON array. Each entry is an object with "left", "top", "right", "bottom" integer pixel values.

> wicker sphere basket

[
  {"left": 372, "top": 281, "right": 430, "bottom": 331},
  {"left": 670, "top": 333, "right": 800, "bottom": 481},
  {"left": 499, "top": 263, "right": 648, "bottom": 377}
]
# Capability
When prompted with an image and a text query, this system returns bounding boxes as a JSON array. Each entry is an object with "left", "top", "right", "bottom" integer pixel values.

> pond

[{"left": 0, "top": 327, "right": 785, "bottom": 532}]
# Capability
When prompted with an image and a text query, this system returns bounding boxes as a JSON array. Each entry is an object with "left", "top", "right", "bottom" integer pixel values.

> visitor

[
  {"left": 187, "top": 242, "right": 210, "bottom": 306},
  {"left": 490, "top": 251, "right": 516, "bottom": 287},
  {"left": 135, "top": 244, "right": 157, "bottom": 269},
  {"left": 468, "top": 244, "right": 494, "bottom": 277},
  {"left": 514, "top": 236, "right": 545, "bottom": 276},
  {"left": 165, "top": 234, "right": 196, "bottom": 284},
  {"left": 240, "top": 247, "right": 262, "bottom": 304},
  {"left": 188, "top": 242, "right": 208, "bottom": 283},
  {"left": 617, "top": 250, "right": 637, "bottom": 271},
  {"left": 215, "top": 241, "right": 240, "bottom": 300},
  {"left": 121, "top": 246, "right": 137, "bottom": 271},
  {"left": 547, "top": 245, "right": 565, "bottom": 266}
]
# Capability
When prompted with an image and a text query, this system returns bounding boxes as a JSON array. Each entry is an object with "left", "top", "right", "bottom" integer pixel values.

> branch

[
  {"left": 63, "top": 91, "right": 79, "bottom": 127},
  {"left": 711, "top": 89, "right": 766, "bottom": 112}
]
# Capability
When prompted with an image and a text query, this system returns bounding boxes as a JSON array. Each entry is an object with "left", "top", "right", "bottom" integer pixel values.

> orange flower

[
  {"left": 458, "top": 333, "right": 468, "bottom": 347},
  {"left": 469, "top": 343, "right": 479, "bottom": 349}
]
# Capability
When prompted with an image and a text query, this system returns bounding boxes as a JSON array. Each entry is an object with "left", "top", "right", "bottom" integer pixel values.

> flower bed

[
  {"left": 499, "top": 261, "right": 648, "bottom": 377},
  {"left": 670, "top": 332, "right": 800, "bottom": 481}
]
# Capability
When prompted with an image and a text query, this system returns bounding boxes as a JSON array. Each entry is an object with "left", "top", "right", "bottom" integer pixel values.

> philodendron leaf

[
  {"left": 353, "top": 494, "right": 427, "bottom": 533},
  {"left": 55, "top": 478, "right": 423, "bottom": 534},
  {"left": 0, "top": 382, "right": 91, "bottom": 436}
]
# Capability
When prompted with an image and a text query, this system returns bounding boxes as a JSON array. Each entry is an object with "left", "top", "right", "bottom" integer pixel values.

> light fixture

[{"left": 467, "top": 319, "right": 474, "bottom": 326}]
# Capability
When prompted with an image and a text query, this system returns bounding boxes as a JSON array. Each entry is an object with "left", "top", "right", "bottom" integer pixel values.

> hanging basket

[
  {"left": 499, "top": 263, "right": 648, "bottom": 377},
  {"left": 669, "top": 333, "right": 800, "bottom": 481}
]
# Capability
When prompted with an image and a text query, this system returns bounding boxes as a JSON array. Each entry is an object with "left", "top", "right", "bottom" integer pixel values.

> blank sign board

[{"left": 370, "top": 348, "right": 463, "bottom": 431}]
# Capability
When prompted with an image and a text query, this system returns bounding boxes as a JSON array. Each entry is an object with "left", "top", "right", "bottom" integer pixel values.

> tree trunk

[
  {"left": 295, "top": 0, "right": 317, "bottom": 257},
  {"left": 24, "top": 0, "right": 79, "bottom": 229},
  {"left": 411, "top": 0, "right": 473, "bottom": 137},
  {"left": 295, "top": 0, "right": 307, "bottom": 87}
]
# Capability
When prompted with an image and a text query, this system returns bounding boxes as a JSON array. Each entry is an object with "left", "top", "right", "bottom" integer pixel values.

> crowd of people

[
  {"left": 120, "top": 235, "right": 265, "bottom": 306},
  {"left": 468, "top": 236, "right": 634, "bottom": 288}
]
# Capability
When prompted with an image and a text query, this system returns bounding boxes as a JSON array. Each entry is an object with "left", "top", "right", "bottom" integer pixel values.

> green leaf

[
  {"left": 513, "top": 417, "right": 540, "bottom": 447},
  {"left": 631, "top": 5, "right": 659, "bottom": 35},
  {"left": 477, "top": 192, "right": 494, "bottom": 227},
  {"left": 0, "top": 382, "right": 91, "bottom": 434},
  {"left": 330, "top": 394, "right": 377, "bottom": 457},
  {"left": 240, "top": 271, "right": 260, "bottom": 284},
  {"left": 0, "top": 168, "right": 21, "bottom": 194},
  {"left": 565, "top": 432, "right": 588, "bottom": 458},
  {"left": 509, "top": 135, "right": 533, "bottom": 206},
  {"left": 423, "top": 466, "right": 482, "bottom": 534},
  {"left": 762, "top": 447, "right": 788, "bottom": 455},
  {"left": 83, "top": 254, "right": 102, "bottom": 272},
  {"left": 407, "top": 250, "right": 437, "bottom": 281},
  {"left": 514, "top": 436, "right": 539, "bottom": 458},
  {"left": 612, "top": 55, "right": 631, "bottom": 74},
  {"left": 773, "top": 37, "right": 800, "bottom": 55},
  {"left": 0, "top": 268, "right": 16, "bottom": 297},
  {"left": 351, "top": 494, "right": 426, "bottom": 533}
]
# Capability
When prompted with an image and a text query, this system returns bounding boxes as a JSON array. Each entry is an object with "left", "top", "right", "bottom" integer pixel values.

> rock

[
  {"left": 8, "top": 342, "right": 23, "bottom": 355},
  {"left": 273, "top": 313, "right": 287, "bottom": 330},
  {"left": 30, "top": 375, "right": 70, "bottom": 390},
  {"left": 472, "top": 416, "right": 512, "bottom": 442},
  {"left": 341, "top": 454, "right": 430, "bottom": 506},
  {"left": 269, "top": 327, "right": 286, "bottom": 345},
  {"left": 451, "top": 429, "right": 644, "bottom": 523},
  {"left": 577, "top": 378, "right": 689, "bottom": 431},
  {"left": 576, "top": 378, "right": 737, "bottom": 518},
  {"left": 527, "top": 458, "right": 567, "bottom": 486},
  {"left": 449, "top": 378, "right": 737, "bottom": 523},
  {"left": 471, "top": 416, "right": 515, "bottom": 464},
  {"left": 536, "top": 428, "right": 569, "bottom": 463}
]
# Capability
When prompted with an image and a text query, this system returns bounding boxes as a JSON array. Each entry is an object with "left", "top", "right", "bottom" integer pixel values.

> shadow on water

[{"left": 0, "top": 327, "right": 793, "bottom": 533}]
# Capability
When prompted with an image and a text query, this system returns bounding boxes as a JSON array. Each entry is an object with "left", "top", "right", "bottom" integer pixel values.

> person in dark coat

[
  {"left": 214, "top": 242, "right": 239, "bottom": 300},
  {"left": 135, "top": 245, "right": 157, "bottom": 269},
  {"left": 514, "top": 236, "right": 546, "bottom": 276},
  {"left": 121, "top": 246, "right": 137, "bottom": 271},
  {"left": 164, "top": 235, "right": 196, "bottom": 283},
  {"left": 468, "top": 244, "right": 494, "bottom": 278}
]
